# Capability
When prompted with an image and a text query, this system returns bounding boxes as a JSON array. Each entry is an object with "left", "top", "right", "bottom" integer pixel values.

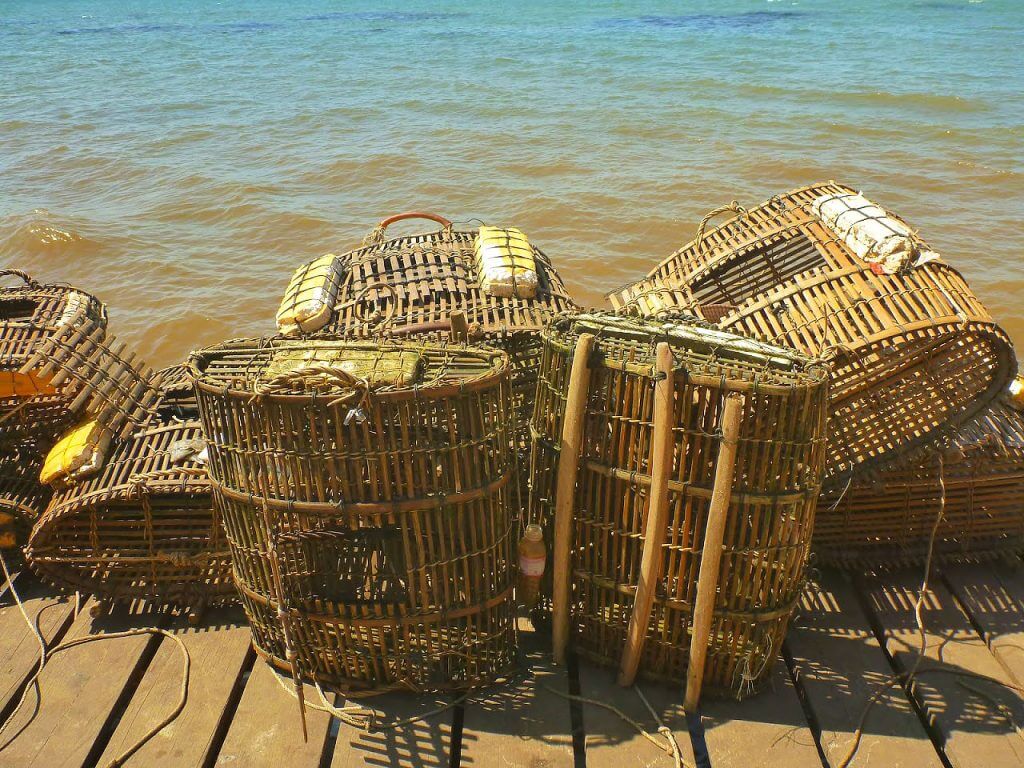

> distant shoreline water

[{"left": 2, "top": 0, "right": 1021, "bottom": 366}]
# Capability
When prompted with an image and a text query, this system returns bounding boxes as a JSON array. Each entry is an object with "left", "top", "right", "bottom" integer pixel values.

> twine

[
  {"left": 695, "top": 201, "right": 748, "bottom": 259},
  {"left": 0, "top": 556, "right": 192, "bottom": 768}
]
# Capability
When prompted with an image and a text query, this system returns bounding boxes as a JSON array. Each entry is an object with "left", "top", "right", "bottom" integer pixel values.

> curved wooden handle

[{"left": 377, "top": 211, "right": 452, "bottom": 233}]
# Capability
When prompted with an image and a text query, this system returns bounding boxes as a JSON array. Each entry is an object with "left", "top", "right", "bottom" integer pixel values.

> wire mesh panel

[
  {"left": 815, "top": 390, "right": 1024, "bottom": 566},
  {"left": 609, "top": 183, "right": 1015, "bottom": 485},
  {"left": 26, "top": 365, "right": 232, "bottom": 613},
  {"left": 0, "top": 270, "right": 162, "bottom": 441},
  {"left": 190, "top": 337, "right": 518, "bottom": 693},
  {"left": 531, "top": 312, "right": 829, "bottom": 698}
]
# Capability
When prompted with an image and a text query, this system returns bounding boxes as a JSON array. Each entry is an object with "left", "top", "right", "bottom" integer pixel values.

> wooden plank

[
  {"left": 98, "top": 607, "right": 253, "bottom": 768},
  {"left": 215, "top": 658, "right": 333, "bottom": 768},
  {"left": 329, "top": 690, "right": 456, "bottom": 768},
  {"left": 459, "top": 617, "right": 574, "bottom": 767},
  {"left": 944, "top": 563, "right": 1024, "bottom": 687},
  {"left": 644, "top": 661, "right": 823, "bottom": 768},
  {"left": 786, "top": 570, "right": 942, "bottom": 768},
  {"left": 575, "top": 660, "right": 690, "bottom": 768},
  {"left": 0, "top": 573, "right": 77, "bottom": 713},
  {"left": 0, "top": 597, "right": 165, "bottom": 767},
  {"left": 860, "top": 569, "right": 1024, "bottom": 767}
]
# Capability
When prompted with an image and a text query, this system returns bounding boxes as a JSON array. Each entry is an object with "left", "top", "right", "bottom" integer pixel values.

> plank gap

[
  {"left": 81, "top": 619, "right": 167, "bottom": 768},
  {"left": 202, "top": 643, "right": 257, "bottom": 768},
  {"left": 447, "top": 701, "right": 465, "bottom": 768},
  {"left": 566, "top": 649, "right": 586, "bottom": 768},
  {"left": 852, "top": 573, "right": 956, "bottom": 768},
  {"left": 780, "top": 641, "right": 829, "bottom": 768}
]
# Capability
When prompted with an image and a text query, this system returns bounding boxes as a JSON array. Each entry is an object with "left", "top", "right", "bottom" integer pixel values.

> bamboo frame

[
  {"left": 618, "top": 342, "right": 675, "bottom": 686},
  {"left": 531, "top": 312, "right": 828, "bottom": 698},
  {"left": 684, "top": 393, "right": 743, "bottom": 709},
  {"left": 552, "top": 332, "right": 595, "bottom": 665}
]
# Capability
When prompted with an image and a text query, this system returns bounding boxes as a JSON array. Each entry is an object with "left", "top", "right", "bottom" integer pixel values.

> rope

[
  {"left": 695, "top": 201, "right": 748, "bottom": 260},
  {"left": 0, "top": 269, "right": 40, "bottom": 288},
  {"left": 541, "top": 683, "right": 693, "bottom": 767},
  {"left": 0, "top": 557, "right": 192, "bottom": 768},
  {"left": 269, "top": 664, "right": 468, "bottom": 732}
]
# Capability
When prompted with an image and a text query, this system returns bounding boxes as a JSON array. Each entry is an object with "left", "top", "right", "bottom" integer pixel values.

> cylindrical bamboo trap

[
  {"left": 274, "top": 213, "right": 579, "bottom": 455},
  {"left": 609, "top": 182, "right": 1016, "bottom": 484},
  {"left": 815, "top": 385, "right": 1024, "bottom": 566},
  {"left": 0, "top": 270, "right": 162, "bottom": 441},
  {"left": 26, "top": 365, "right": 233, "bottom": 616},
  {"left": 532, "top": 312, "right": 829, "bottom": 698},
  {"left": 189, "top": 337, "right": 518, "bottom": 693}
]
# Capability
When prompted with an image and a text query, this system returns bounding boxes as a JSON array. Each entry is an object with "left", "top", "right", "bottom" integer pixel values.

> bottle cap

[{"left": 524, "top": 523, "right": 543, "bottom": 541}]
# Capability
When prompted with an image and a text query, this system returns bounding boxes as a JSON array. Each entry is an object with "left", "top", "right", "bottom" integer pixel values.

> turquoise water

[{"left": 1, "top": 0, "right": 1021, "bottom": 365}]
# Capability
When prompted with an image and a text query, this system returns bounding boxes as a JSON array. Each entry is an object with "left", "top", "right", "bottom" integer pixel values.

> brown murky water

[{"left": 2, "top": 1, "right": 1021, "bottom": 367}]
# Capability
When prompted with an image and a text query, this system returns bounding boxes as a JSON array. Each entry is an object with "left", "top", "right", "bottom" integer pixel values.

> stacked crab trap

[
  {"left": 189, "top": 337, "right": 518, "bottom": 693},
  {"left": 274, "top": 213, "right": 578, "bottom": 454},
  {"left": 27, "top": 364, "right": 233, "bottom": 618},
  {"left": 815, "top": 381, "right": 1024, "bottom": 565},
  {"left": 609, "top": 182, "right": 1020, "bottom": 564},
  {"left": 532, "top": 312, "right": 829, "bottom": 701}
]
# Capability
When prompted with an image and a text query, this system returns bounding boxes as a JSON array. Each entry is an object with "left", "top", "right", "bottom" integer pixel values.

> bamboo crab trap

[
  {"left": 0, "top": 269, "right": 162, "bottom": 445},
  {"left": 610, "top": 183, "right": 1016, "bottom": 484},
  {"left": 533, "top": 312, "right": 829, "bottom": 702},
  {"left": 26, "top": 364, "right": 233, "bottom": 619},
  {"left": 815, "top": 385, "right": 1024, "bottom": 566},
  {"left": 189, "top": 337, "right": 518, "bottom": 693},
  {"left": 274, "top": 213, "right": 578, "bottom": 451}
]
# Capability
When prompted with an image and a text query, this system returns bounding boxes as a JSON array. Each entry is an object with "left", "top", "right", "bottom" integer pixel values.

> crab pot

[
  {"left": 0, "top": 447, "right": 51, "bottom": 548},
  {"left": 189, "top": 337, "right": 518, "bottom": 693},
  {"left": 815, "top": 393, "right": 1024, "bottom": 566},
  {"left": 275, "top": 213, "right": 578, "bottom": 456},
  {"left": 532, "top": 312, "right": 829, "bottom": 697},
  {"left": 610, "top": 182, "right": 1015, "bottom": 484},
  {"left": 26, "top": 365, "right": 233, "bottom": 610},
  {"left": 0, "top": 270, "right": 162, "bottom": 442}
]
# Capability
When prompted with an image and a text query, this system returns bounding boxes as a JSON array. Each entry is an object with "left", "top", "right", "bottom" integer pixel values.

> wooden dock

[{"left": 1, "top": 557, "right": 1023, "bottom": 767}]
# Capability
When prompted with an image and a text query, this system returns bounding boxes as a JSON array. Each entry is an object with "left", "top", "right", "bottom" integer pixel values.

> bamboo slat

[
  {"left": 190, "top": 337, "right": 518, "bottom": 694},
  {"left": 609, "top": 182, "right": 1015, "bottom": 484},
  {"left": 531, "top": 312, "right": 829, "bottom": 699}
]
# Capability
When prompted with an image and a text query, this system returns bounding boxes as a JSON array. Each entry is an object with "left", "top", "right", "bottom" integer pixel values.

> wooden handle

[
  {"left": 617, "top": 342, "right": 676, "bottom": 686},
  {"left": 684, "top": 393, "right": 744, "bottom": 711},
  {"left": 552, "top": 332, "right": 596, "bottom": 665},
  {"left": 377, "top": 211, "right": 452, "bottom": 234}
]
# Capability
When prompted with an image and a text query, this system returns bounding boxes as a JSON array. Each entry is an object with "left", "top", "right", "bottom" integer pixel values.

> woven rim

[{"left": 189, "top": 337, "right": 510, "bottom": 402}]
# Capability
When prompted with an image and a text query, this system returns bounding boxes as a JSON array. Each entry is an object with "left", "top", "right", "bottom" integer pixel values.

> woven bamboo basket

[
  {"left": 609, "top": 182, "right": 1015, "bottom": 484},
  {"left": 0, "top": 447, "right": 51, "bottom": 549},
  {"left": 815, "top": 389, "right": 1024, "bottom": 566},
  {"left": 532, "top": 312, "right": 829, "bottom": 699},
  {"left": 26, "top": 365, "right": 233, "bottom": 618},
  {"left": 0, "top": 269, "right": 162, "bottom": 442},
  {"left": 275, "top": 213, "right": 578, "bottom": 450},
  {"left": 189, "top": 337, "right": 518, "bottom": 693}
]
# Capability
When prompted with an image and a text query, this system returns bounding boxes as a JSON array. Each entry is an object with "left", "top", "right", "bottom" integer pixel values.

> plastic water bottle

[{"left": 517, "top": 524, "right": 546, "bottom": 608}]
